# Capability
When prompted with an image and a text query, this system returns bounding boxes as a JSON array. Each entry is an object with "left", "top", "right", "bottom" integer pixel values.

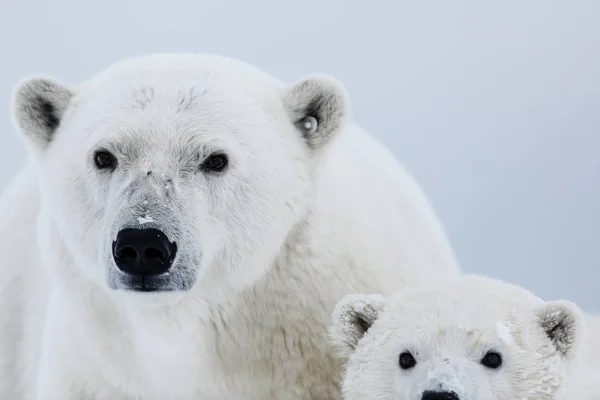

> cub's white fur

[
  {"left": 331, "top": 275, "right": 600, "bottom": 400},
  {"left": 0, "top": 53, "right": 459, "bottom": 399}
]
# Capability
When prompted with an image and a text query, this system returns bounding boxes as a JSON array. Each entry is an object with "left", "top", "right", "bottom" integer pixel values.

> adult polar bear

[{"left": 0, "top": 53, "right": 459, "bottom": 399}]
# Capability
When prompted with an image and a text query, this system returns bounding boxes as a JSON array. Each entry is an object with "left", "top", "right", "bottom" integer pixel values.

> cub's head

[
  {"left": 330, "top": 275, "right": 586, "bottom": 400},
  {"left": 11, "top": 54, "right": 348, "bottom": 301}
]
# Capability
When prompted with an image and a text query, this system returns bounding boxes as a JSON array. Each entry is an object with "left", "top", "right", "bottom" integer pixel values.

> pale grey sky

[{"left": 0, "top": 0, "right": 598, "bottom": 311}]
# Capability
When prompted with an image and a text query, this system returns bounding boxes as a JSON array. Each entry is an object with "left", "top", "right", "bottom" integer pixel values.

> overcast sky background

[{"left": 0, "top": 0, "right": 598, "bottom": 312}]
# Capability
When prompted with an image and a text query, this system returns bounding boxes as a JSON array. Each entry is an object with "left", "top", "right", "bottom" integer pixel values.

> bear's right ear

[
  {"left": 282, "top": 74, "right": 349, "bottom": 151},
  {"left": 535, "top": 300, "right": 586, "bottom": 361},
  {"left": 11, "top": 75, "right": 74, "bottom": 153},
  {"left": 329, "top": 293, "right": 387, "bottom": 358}
]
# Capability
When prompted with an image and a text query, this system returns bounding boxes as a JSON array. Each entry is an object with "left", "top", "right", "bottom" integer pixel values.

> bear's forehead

[
  {"left": 389, "top": 289, "right": 535, "bottom": 316},
  {"left": 384, "top": 303, "right": 513, "bottom": 335},
  {"left": 78, "top": 53, "right": 284, "bottom": 103},
  {"left": 75, "top": 78, "right": 281, "bottom": 119},
  {"left": 67, "top": 54, "right": 289, "bottom": 127},
  {"left": 64, "top": 76, "right": 292, "bottom": 149},
  {"left": 385, "top": 276, "right": 542, "bottom": 322},
  {"left": 370, "top": 313, "right": 520, "bottom": 359},
  {"left": 378, "top": 292, "right": 537, "bottom": 346}
]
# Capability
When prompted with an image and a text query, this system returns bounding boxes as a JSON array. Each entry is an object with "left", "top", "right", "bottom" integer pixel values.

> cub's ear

[
  {"left": 329, "top": 293, "right": 386, "bottom": 358},
  {"left": 11, "top": 75, "right": 74, "bottom": 153},
  {"left": 535, "top": 300, "right": 585, "bottom": 360},
  {"left": 282, "top": 74, "right": 349, "bottom": 150}
]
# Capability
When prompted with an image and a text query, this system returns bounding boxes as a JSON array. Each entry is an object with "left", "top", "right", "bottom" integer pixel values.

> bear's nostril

[
  {"left": 117, "top": 247, "right": 138, "bottom": 261},
  {"left": 145, "top": 247, "right": 166, "bottom": 261}
]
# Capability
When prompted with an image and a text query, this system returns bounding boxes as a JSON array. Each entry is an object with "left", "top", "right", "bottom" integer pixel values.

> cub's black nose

[
  {"left": 112, "top": 228, "right": 177, "bottom": 277},
  {"left": 421, "top": 391, "right": 459, "bottom": 400}
]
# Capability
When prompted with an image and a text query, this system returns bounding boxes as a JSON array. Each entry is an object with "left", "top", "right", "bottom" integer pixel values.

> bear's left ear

[
  {"left": 11, "top": 75, "right": 75, "bottom": 153},
  {"left": 282, "top": 74, "right": 349, "bottom": 151},
  {"left": 329, "top": 293, "right": 387, "bottom": 358},
  {"left": 535, "top": 300, "right": 586, "bottom": 360}
]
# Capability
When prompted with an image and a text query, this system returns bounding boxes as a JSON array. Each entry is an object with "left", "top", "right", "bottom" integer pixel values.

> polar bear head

[
  {"left": 11, "top": 54, "right": 348, "bottom": 300},
  {"left": 330, "top": 275, "right": 587, "bottom": 400}
]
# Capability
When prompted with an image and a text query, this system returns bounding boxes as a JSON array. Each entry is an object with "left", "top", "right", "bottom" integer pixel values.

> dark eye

[
  {"left": 481, "top": 351, "right": 502, "bottom": 369},
  {"left": 202, "top": 153, "right": 228, "bottom": 173},
  {"left": 399, "top": 352, "right": 417, "bottom": 370},
  {"left": 94, "top": 150, "right": 116, "bottom": 170}
]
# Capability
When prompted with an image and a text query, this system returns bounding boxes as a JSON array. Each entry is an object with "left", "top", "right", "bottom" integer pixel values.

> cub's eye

[
  {"left": 202, "top": 153, "right": 228, "bottom": 173},
  {"left": 481, "top": 351, "right": 502, "bottom": 369},
  {"left": 399, "top": 352, "right": 417, "bottom": 370},
  {"left": 94, "top": 150, "right": 116, "bottom": 170}
]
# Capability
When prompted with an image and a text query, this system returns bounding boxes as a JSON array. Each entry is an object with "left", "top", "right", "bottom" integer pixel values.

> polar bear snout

[
  {"left": 112, "top": 228, "right": 177, "bottom": 283},
  {"left": 421, "top": 390, "right": 459, "bottom": 400}
]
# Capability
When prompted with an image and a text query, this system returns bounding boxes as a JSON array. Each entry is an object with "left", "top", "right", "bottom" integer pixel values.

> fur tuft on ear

[
  {"left": 535, "top": 300, "right": 585, "bottom": 359},
  {"left": 11, "top": 75, "right": 74, "bottom": 152},
  {"left": 282, "top": 74, "right": 349, "bottom": 150},
  {"left": 329, "top": 293, "right": 386, "bottom": 358}
]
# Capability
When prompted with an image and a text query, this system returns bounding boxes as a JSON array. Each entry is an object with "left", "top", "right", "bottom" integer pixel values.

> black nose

[
  {"left": 112, "top": 228, "right": 177, "bottom": 277},
  {"left": 421, "top": 391, "right": 459, "bottom": 400}
]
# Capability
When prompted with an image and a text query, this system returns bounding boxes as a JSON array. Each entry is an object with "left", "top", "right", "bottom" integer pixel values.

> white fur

[
  {"left": 331, "top": 275, "right": 600, "bottom": 400},
  {"left": 0, "top": 53, "right": 459, "bottom": 400}
]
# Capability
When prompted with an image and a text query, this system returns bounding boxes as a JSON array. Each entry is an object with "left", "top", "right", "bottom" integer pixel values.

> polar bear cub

[{"left": 330, "top": 275, "right": 599, "bottom": 400}]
